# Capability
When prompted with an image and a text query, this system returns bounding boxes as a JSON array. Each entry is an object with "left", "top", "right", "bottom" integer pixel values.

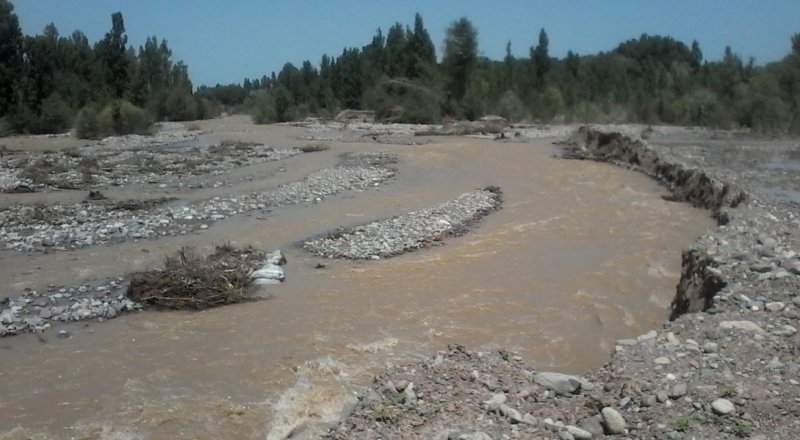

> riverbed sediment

[
  {"left": 326, "top": 127, "right": 800, "bottom": 439},
  {"left": 0, "top": 119, "right": 754, "bottom": 439}
]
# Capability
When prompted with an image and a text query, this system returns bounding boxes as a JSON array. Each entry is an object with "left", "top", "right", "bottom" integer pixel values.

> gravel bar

[
  {"left": 0, "top": 152, "right": 397, "bottom": 253},
  {"left": 303, "top": 188, "right": 501, "bottom": 260},
  {"left": 0, "top": 278, "right": 141, "bottom": 337}
]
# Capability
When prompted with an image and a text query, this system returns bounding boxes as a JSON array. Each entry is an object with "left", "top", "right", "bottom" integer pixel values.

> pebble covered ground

[
  {"left": 1, "top": 122, "right": 200, "bottom": 191},
  {"left": 303, "top": 188, "right": 502, "bottom": 260},
  {"left": 0, "top": 278, "right": 140, "bottom": 336},
  {"left": 0, "top": 152, "right": 397, "bottom": 252}
]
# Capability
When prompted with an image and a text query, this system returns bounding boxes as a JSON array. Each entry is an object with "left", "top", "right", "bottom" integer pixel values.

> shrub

[
  {"left": 0, "top": 117, "right": 10, "bottom": 137},
  {"left": 37, "top": 93, "right": 74, "bottom": 134},
  {"left": 495, "top": 90, "right": 528, "bottom": 122},
  {"left": 112, "top": 100, "right": 153, "bottom": 135},
  {"left": 76, "top": 100, "right": 153, "bottom": 139},
  {"left": 164, "top": 87, "right": 198, "bottom": 121},
  {"left": 195, "top": 96, "right": 222, "bottom": 120},
  {"left": 272, "top": 85, "right": 294, "bottom": 122},
  {"left": 74, "top": 104, "right": 102, "bottom": 139},
  {"left": 364, "top": 79, "right": 442, "bottom": 124},
  {"left": 461, "top": 78, "right": 490, "bottom": 121},
  {"left": 537, "top": 87, "right": 565, "bottom": 121},
  {"left": 249, "top": 94, "right": 277, "bottom": 124}
]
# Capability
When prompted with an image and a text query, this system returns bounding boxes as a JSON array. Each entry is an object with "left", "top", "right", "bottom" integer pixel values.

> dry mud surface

[{"left": 0, "top": 118, "right": 794, "bottom": 439}]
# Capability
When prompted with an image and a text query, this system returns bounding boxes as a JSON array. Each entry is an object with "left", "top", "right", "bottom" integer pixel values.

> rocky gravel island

[{"left": 303, "top": 188, "right": 502, "bottom": 260}]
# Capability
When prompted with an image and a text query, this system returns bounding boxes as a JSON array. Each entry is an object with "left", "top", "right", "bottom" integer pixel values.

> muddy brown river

[{"left": 0, "top": 119, "right": 712, "bottom": 439}]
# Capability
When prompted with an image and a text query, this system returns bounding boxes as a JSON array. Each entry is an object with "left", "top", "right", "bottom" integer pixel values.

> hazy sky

[{"left": 13, "top": 1, "right": 800, "bottom": 87}]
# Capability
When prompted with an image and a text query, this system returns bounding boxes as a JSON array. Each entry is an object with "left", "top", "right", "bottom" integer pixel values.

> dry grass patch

[
  {"left": 297, "top": 143, "right": 329, "bottom": 153},
  {"left": 111, "top": 196, "right": 177, "bottom": 211},
  {"left": 127, "top": 244, "right": 265, "bottom": 310}
]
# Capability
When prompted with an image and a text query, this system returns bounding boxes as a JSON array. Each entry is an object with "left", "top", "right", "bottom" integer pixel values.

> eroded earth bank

[{"left": 2, "top": 117, "right": 782, "bottom": 439}]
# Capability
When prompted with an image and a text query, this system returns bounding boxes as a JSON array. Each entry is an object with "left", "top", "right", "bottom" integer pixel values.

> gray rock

[
  {"left": 558, "top": 431, "right": 575, "bottom": 440},
  {"left": 765, "top": 301, "right": 785, "bottom": 312},
  {"left": 711, "top": 398, "right": 735, "bottom": 415},
  {"left": 702, "top": 342, "right": 719, "bottom": 353},
  {"left": 498, "top": 404, "right": 523, "bottom": 423},
  {"left": 749, "top": 263, "right": 772, "bottom": 273},
  {"left": 637, "top": 330, "right": 658, "bottom": 341},
  {"left": 0, "top": 311, "right": 16, "bottom": 325},
  {"left": 641, "top": 393, "right": 657, "bottom": 407},
  {"left": 565, "top": 425, "right": 593, "bottom": 439},
  {"left": 383, "top": 381, "right": 399, "bottom": 396},
  {"left": 654, "top": 356, "right": 671, "bottom": 365},
  {"left": 669, "top": 383, "right": 687, "bottom": 399},
  {"left": 403, "top": 382, "right": 416, "bottom": 403},
  {"left": 24, "top": 316, "right": 45, "bottom": 327},
  {"left": 601, "top": 407, "right": 626, "bottom": 435},
  {"left": 533, "top": 371, "right": 582, "bottom": 395},
  {"left": 771, "top": 325, "right": 797, "bottom": 336},
  {"left": 718, "top": 320, "right": 766, "bottom": 333},
  {"left": 483, "top": 393, "right": 506, "bottom": 411},
  {"left": 458, "top": 432, "right": 493, "bottom": 440}
]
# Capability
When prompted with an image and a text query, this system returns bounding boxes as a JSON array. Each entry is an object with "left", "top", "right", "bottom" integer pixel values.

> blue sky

[{"left": 13, "top": 1, "right": 800, "bottom": 87}]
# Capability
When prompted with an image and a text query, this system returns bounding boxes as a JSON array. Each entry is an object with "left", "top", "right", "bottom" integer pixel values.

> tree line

[
  {"left": 2, "top": 1, "right": 798, "bottom": 136},
  {"left": 199, "top": 14, "right": 800, "bottom": 134},
  {"left": 0, "top": 0, "right": 218, "bottom": 138}
]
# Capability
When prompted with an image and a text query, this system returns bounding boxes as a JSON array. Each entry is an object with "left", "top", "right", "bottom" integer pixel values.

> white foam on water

[
  {"left": 511, "top": 216, "right": 561, "bottom": 233},
  {"left": 346, "top": 337, "right": 399, "bottom": 353},
  {"left": 265, "top": 356, "right": 358, "bottom": 440}
]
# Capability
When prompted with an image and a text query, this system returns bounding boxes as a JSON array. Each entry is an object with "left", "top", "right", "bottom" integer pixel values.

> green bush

[
  {"left": 538, "top": 87, "right": 565, "bottom": 121},
  {"left": 249, "top": 94, "right": 277, "bottom": 124},
  {"left": 75, "top": 100, "right": 153, "bottom": 139},
  {"left": 567, "top": 101, "right": 603, "bottom": 122},
  {"left": 246, "top": 87, "right": 297, "bottom": 124},
  {"left": 495, "top": 90, "right": 528, "bottom": 122},
  {"left": 461, "top": 79, "right": 489, "bottom": 121},
  {"left": 195, "top": 96, "right": 222, "bottom": 120},
  {"left": 146, "top": 89, "right": 169, "bottom": 121},
  {"left": 37, "top": 93, "right": 74, "bottom": 134},
  {"left": 75, "top": 104, "right": 101, "bottom": 139},
  {"left": 0, "top": 117, "right": 11, "bottom": 137},
  {"left": 364, "top": 79, "right": 442, "bottom": 124},
  {"left": 708, "top": 105, "right": 736, "bottom": 130},
  {"left": 164, "top": 87, "right": 198, "bottom": 121},
  {"left": 687, "top": 89, "right": 718, "bottom": 126}
]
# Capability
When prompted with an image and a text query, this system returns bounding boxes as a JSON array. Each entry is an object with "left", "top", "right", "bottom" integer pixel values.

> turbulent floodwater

[{"left": 0, "top": 120, "right": 712, "bottom": 439}]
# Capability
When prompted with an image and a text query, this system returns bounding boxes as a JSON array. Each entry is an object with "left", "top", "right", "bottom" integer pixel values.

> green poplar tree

[
  {"left": 0, "top": 0, "right": 23, "bottom": 117},
  {"left": 442, "top": 17, "right": 478, "bottom": 106}
]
